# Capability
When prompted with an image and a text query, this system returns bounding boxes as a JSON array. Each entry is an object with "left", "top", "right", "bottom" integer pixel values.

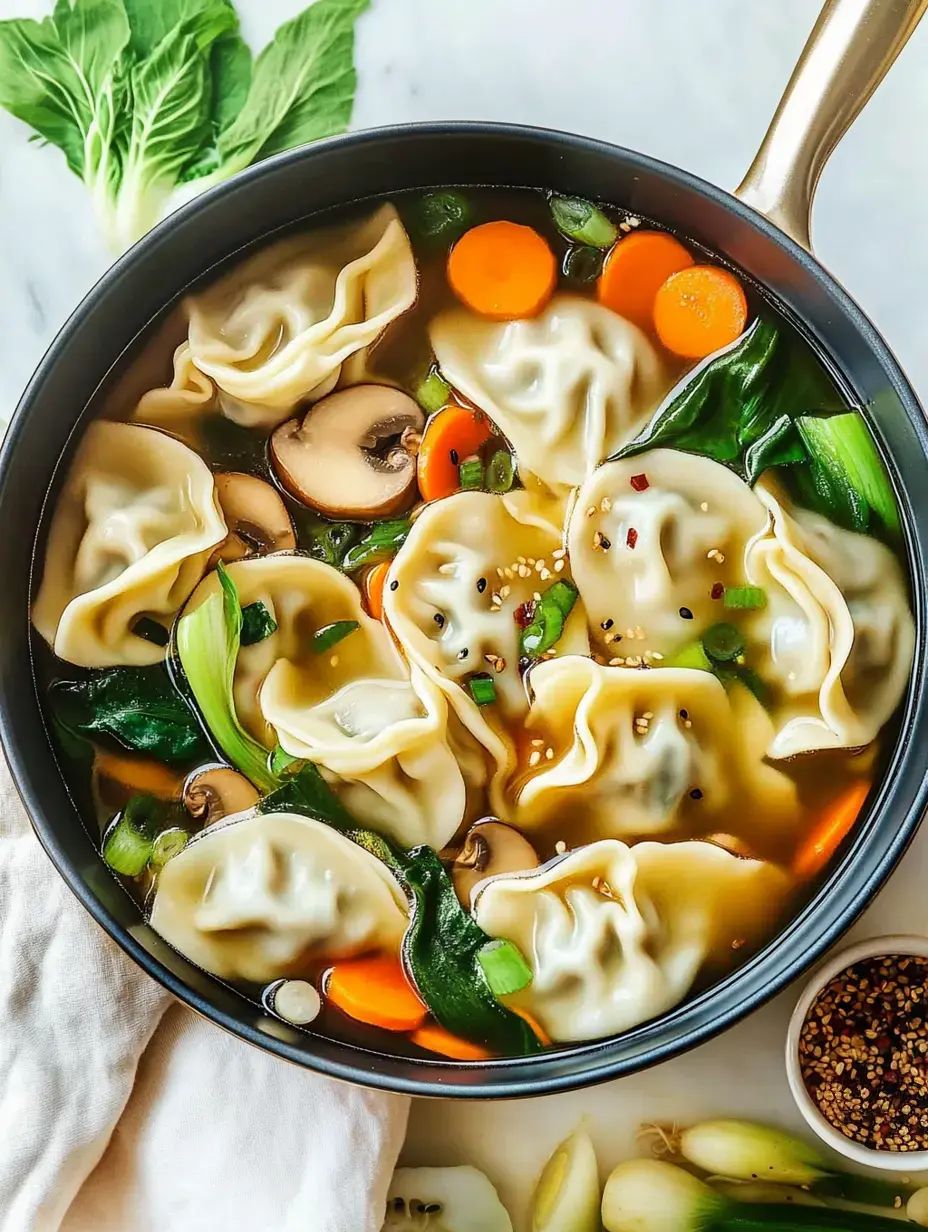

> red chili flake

[
  {"left": 630, "top": 474, "right": 650, "bottom": 492},
  {"left": 710, "top": 582, "right": 724, "bottom": 600},
  {"left": 626, "top": 527, "right": 638, "bottom": 550},
  {"left": 513, "top": 601, "right": 536, "bottom": 629}
]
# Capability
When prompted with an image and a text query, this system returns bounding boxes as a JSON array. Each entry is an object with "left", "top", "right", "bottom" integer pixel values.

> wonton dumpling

[
  {"left": 512, "top": 658, "right": 797, "bottom": 842},
  {"left": 33, "top": 422, "right": 226, "bottom": 668},
  {"left": 430, "top": 295, "right": 671, "bottom": 490},
  {"left": 473, "top": 839, "right": 791, "bottom": 1042},
  {"left": 185, "top": 204, "right": 417, "bottom": 426},
  {"left": 745, "top": 479, "right": 914, "bottom": 757},
  {"left": 384, "top": 491, "right": 588, "bottom": 778},
  {"left": 132, "top": 341, "right": 216, "bottom": 439},
  {"left": 568, "top": 449, "right": 768, "bottom": 661},
  {"left": 183, "top": 555, "right": 477, "bottom": 849},
  {"left": 150, "top": 811, "right": 408, "bottom": 982}
]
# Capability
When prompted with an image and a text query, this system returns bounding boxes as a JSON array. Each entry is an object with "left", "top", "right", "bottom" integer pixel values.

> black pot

[{"left": 2, "top": 7, "right": 927, "bottom": 1099}]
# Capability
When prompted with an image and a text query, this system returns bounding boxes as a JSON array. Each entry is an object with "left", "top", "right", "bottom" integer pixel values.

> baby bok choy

[{"left": 601, "top": 1160, "right": 906, "bottom": 1232}]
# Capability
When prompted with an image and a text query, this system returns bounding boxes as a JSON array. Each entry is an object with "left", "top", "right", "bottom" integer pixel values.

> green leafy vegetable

[
  {"left": 240, "top": 600, "right": 277, "bottom": 645},
  {"left": 311, "top": 620, "right": 359, "bottom": 653},
  {"left": 723, "top": 585, "right": 767, "bottom": 611},
  {"left": 175, "top": 563, "right": 275, "bottom": 791},
  {"left": 259, "top": 761, "right": 360, "bottom": 829},
  {"left": 795, "top": 413, "right": 901, "bottom": 540},
  {"left": 665, "top": 641, "right": 712, "bottom": 672},
  {"left": 397, "top": 845, "right": 543, "bottom": 1056},
  {"left": 477, "top": 938, "right": 533, "bottom": 997},
  {"left": 485, "top": 449, "right": 515, "bottom": 493},
  {"left": 701, "top": 622, "right": 745, "bottom": 663},
  {"left": 50, "top": 664, "right": 210, "bottom": 766},
  {"left": 0, "top": 0, "right": 369, "bottom": 250},
  {"left": 407, "top": 189, "right": 471, "bottom": 245},
  {"left": 306, "top": 518, "right": 361, "bottom": 568},
  {"left": 416, "top": 368, "right": 451, "bottom": 415},
  {"left": 468, "top": 674, "right": 496, "bottom": 707},
  {"left": 341, "top": 518, "right": 411, "bottom": 571},
  {"left": 268, "top": 745, "right": 300, "bottom": 776},
  {"left": 549, "top": 195, "right": 617, "bottom": 248},
  {"left": 458, "top": 457, "right": 483, "bottom": 490},
  {"left": 561, "top": 244, "right": 604, "bottom": 285},
  {"left": 102, "top": 793, "right": 161, "bottom": 875},
  {"left": 520, "top": 580, "right": 579, "bottom": 659}
]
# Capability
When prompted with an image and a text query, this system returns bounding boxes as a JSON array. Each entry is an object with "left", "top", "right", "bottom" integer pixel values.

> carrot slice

[
  {"left": 362, "top": 561, "right": 391, "bottom": 620},
  {"left": 417, "top": 405, "right": 495, "bottom": 503},
  {"left": 448, "top": 220, "right": 556, "bottom": 319},
  {"left": 95, "top": 750, "right": 185, "bottom": 801},
  {"left": 508, "top": 1004, "right": 552, "bottom": 1047},
  {"left": 326, "top": 955, "right": 428, "bottom": 1032},
  {"left": 597, "top": 230, "right": 694, "bottom": 331},
  {"left": 411, "top": 1023, "right": 493, "bottom": 1061},
  {"left": 653, "top": 264, "right": 748, "bottom": 359},
  {"left": 793, "top": 780, "right": 871, "bottom": 880}
]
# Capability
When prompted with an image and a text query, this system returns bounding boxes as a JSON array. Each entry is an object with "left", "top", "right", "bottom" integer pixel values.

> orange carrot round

[
  {"left": 411, "top": 1023, "right": 493, "bottom": 1061},
  {"left": 597, "top": 230, "right": 694, "bottom": 331},
  {"left": 326, "top": 955, "right": 427, "bottom": 1032},
  {"left": 448, "top": 221, "right": 556, "bottom": 319},
  {"left": 653, "top": 264, "right": 748, "bottom": 359},
  {"left": 362, "top": 561, "right": 391, "bottom": 620},
  {"left": 416, "top": 405, "right": 495, "bottom": 502},
  {"left": 793, "top": 780, "right": 871, "bottom": 880}
]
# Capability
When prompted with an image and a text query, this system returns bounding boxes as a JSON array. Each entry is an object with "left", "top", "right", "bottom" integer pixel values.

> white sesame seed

[
  {"left": 529, "top": 750, "right": 541, "bottom": 767},
  {"left": 545, "top": 747, "right": 554, "bottom": 760},
  {"left": 438, "top": 563, "right": 456, "bottom": 575},
  {"left": 504, "top": 567, "right": 515, "bottom": 580},
  {"left": 634, "top": 626, "right": 645, "bottom": 639},
  {"left": 540, "top": 568, "right": 552, "bottom": 581},
  {"left": 330, "top": 655, "right": 339, "bottom": 667},
  {"left": 684, "top": 719, "right": 692, "bottom": 729},
  {"left": 485, "top": 653, "right": 498, "bottom": 665},
  {"left": 651, "top": 651, "right": 664, "bottom": 661},
  {"left": 586, "top": 506, "right": 596, "bottom": 518},
  {"left": 552, "top": 548, "right": 567, "bottom": 560},
  {"left": 519, "top": 565, "right": 531, "bottom": 578},
  {"left": 491, "top": 592, "right": 502, "bottom": 605},
  {"left": 531, "top": 738, "right": 545, "bottom": 747},
  {"left": 700, "top": 502, "right": 709, "bottom": 512},
  {"left": 625, "top": 628, "right": 636, "bottom": 638},
  {"left": 517, "top": 556, "right": 527, "bottom": 565},
  {"left": 533, "top": 591, "right": 542, "bottom": 601},
  {"left": 554, "top": 559, "right": 565, "bottom": 572},
  {"left": 496, "top": 567, "right": 504, "bottom": 577},
  {"left": 494, "top": 658, "right": 506, "bottom": 673},
  {"left": 609, "top": 657, "right": 622, "bottom": 666},
  {"left": 601, "top": 497, "right": 612, "bottom": 512},
  {"left": 555, "top": 840, "right": 567, "bottom": 854},
  {"left": 642, "top": 711, "right": 653, "bottom": 720},
  {"left": 500, "top": 585, "right": 511, "bottom": 598},
  {"left": 527, "top": 558, "right": 536, "bottom": 567}
]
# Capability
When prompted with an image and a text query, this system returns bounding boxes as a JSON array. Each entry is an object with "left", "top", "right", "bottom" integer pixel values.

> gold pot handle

[{"left": 736, "top": 0, "right": 927, "bottom": 251}]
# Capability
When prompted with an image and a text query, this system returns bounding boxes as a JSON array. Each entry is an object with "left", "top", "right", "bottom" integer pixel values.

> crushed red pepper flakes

[
  {"left": 710, "top": 582, "right": 724, "bottom": 600},
  {"left": 798, "top": 954, "right": 928, "bottom": 1151},
  {"left": 626, "top": 527, "right": 638, "bottom": 550},
  {"left": 630, "top": 474, "right": 650, "bottom": 492}
]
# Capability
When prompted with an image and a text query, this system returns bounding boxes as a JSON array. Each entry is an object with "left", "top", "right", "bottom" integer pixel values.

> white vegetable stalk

[
  {"left": 601, "top": 1160, "right": 724, "bottom": 1232},
  {"left": 530, "top": 1127, "right": 600, "bottom": 1232},
  {"left": 908, "top": 1188, "right": 928, "bottom": 1227}
]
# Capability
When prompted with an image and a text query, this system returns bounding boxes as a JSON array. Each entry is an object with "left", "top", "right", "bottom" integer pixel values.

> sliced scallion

[
  {"left": 416, "top": 368, "right": 451, "bottom": 415},
  {"left": 459, "top": 457, "right": 483, "bottom": 490},
  {"left": 562, "top": 244, "right": 604, "bottom": 285},
  {"left": 666, "top": 641, "right": 712, "bottom": 672},
  {"left": 102, "top": 794, "right": 160, "bottom": 876},
  {"left": 477, "top": 938, "right": 533, "bottom": 997},
  {"left": 150, "top": 828, "right": 189, "bottom": 868},
  {"left": 312, "top": 621, "right": 359, "bottom": 654},
  {"left": 520, "top": 580, "right": 579, "bottom": 658},
  {"left": 702, "top": 622, "right": 745, "bottom": 663},
  {"left": 723, "top": 586, "right": 767, "bottom": 611},
  {"left": 468, "top": 674, "right": 497, "bottom": 707},
  {"left": 485, "top": 449, "right": 515, "bottom": 493},
  {"left": 342, "top": 519, "right": 411, "bottom": 571},
  {"left": 549, "top": 195, "right": 618, "bottom": 248},
  {"left": 240, "top": 600, "right": 278, "bottom": 645}
]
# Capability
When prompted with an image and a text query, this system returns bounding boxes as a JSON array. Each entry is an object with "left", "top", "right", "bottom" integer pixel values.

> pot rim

[{"left": 4, "top": 121, "right": 927, "bottom": 1098}]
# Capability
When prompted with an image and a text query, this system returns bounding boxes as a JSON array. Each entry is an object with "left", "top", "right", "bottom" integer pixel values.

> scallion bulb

[
  {"left": 531, "top": 1127, "right": 600, "bottom": 1232},
  {"left": 601, "top": 1160, "right": 724, "bottom": 1232}
]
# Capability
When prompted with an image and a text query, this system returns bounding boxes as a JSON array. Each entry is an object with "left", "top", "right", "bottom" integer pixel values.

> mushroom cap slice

[
  {"left": 183, "top": 764, "right": 260, "bottom": 826},
  {"left": 270, "top": 385, "right": 424, "bottom": 520},
  {"left": 211, "top": 472, "right": 296, "bottom": 565},
  {"left": 451, "top": 820, "right": 539, "bottom": 907}
]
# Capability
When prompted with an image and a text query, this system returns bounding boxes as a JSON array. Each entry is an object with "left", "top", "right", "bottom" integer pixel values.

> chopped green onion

[
  {"left": 240, "top": 601, "right": 278, "bottom": 645},
  {"left": 269, "top": 746, "right": 300, "bottom": 776},
  {"left": 410, "top": 190, "right": 472, "bottom": 244},
  {"left": 717, "top": 663, "right": 770, "bottom": 707},
  {"left": 468, "top": 674, "right": 497, "bottom": 707},
  {"left": 562, "top": 244, "right": 604, "bottom": 285},
  {"left": 549, "top": 195, "right": 618, "bottom": 248},
  {"left": 150, "top": 828, "right": 189, "bottom": 868},
  {"left": 459, "top": 457, "right": 484, "bottom": 490},
  {"left": 312, "top": 621, "right": 359, "bottom": 654},
  {"left": 416, "top": 369, "right": 451, "bottom": 415},
  {"left": 520, "top": 580, "right": 579, "bottom": 658},
  {"left": 702, "top": 623, "right": 745, "bottom": 663},
  {"left": 665, "top": 641, "right": 713, "bottom": 672},
  {"left": 477, "top": 938, "right": 533, "bottom": 997},
  {"left": 723, "top": 586, "right": 767, "bottom": 611},
  {"left": 102, "top": 794, "right": 160, "bottom": 876},
  {"left": 342, "top": 519, "right": 411, "bottom": 571},
  {"left": 485, "top": 449, "right": 515, "bottom": 493},
  {"left": 796, "top": 412, "right": 901, "bottom": 540},
  {"left": 132, "top": 616, "right": 169, "bottom": 647}
]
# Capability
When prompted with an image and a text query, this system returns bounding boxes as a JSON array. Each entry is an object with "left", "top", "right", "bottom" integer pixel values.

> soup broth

[{"left": 32, "top": 187, "right": 913, "bottom": 1061}]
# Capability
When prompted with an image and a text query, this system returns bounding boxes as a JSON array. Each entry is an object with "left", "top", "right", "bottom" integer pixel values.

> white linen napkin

[{"left": 0, "top": 761, "right": 409, "bottom": 1232}]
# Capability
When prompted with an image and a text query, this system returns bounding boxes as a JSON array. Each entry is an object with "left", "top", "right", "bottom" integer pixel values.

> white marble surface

[{"left": 4, "top": 0, "right": 928, "bottom": 1226}]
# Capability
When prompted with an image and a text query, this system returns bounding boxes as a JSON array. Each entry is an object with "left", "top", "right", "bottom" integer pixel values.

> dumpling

[
  {"left": 183, "top": 555, "right": 478, "bottom": 849},
  {"left": 383, "top": 490, "right": 588, "bottom": 779},
  {"left": 33, "top": 422, "right": 226, "bottom": 668},
  {"left": 511, "top": 657, "right": 797, "bottom": 842},
  {"left": 132, "top": 341, "right": 216, "bottom": 438},
  {"left": 149, "top": 811, "right": 408, "bottom": 982},
  {"left": 185, "top": 204, "right": 417, "bottom": 427},
  {"left": 472, "top": 839, "right": 791, "bottom": 1042},
  {"left": 744, "top": 479, "right": 914, "bottom": 757},
  {"left": 568, "top": 449, "right": 768, "bottom": 661},
  {"left": 430, "top": 294, "right": 671, "bottom": 490}
]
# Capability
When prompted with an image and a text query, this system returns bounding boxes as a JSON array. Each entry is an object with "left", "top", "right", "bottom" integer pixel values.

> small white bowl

[{"left": 786, "top": 933, "right": 928, "bottom": 1172}]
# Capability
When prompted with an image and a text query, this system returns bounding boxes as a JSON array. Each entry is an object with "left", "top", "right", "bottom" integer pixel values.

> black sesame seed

[
  {"left": 434, "top": 613, "right": 445, "bottom": 627},
  {"left": 679, "top": 709, "right": 688, "bottom": 720},
  {"left": 600, "top": 535, "right": 612, "bottom": 550},
  {"left": 476, "top": 577, "right": 487, "bottom": 593},
  {"left": 389, "top": 580, "right": 399, "bottom": 591},
  {"left": 679, "top": 606, "right": 693, "bottom": 620},
  {"left": 450, "top": 448, "right": 459, "bottom": 466},
  {"left": 458, "top": 648, "right": 469, "bottom": 660},
  {"left": 601, "top": 618, "right": 614, "bottom": 631},
  {"left": 689, "top": 788, "right": 703, "bottom": 800}
]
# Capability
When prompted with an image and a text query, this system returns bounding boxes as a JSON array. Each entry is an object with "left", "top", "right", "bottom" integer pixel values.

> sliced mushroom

[
  {"left": 451, "top": 820, "right": 540, "bottom": 907},
  {"left": 210, "top": 472, "right": 296, "bottom": 565},
  {"left": 94, "top": 750, "right": 185, "bottom": 810},
  {"left": 270, "top": 385, "right": 425, "bottom": 519},
  {"left": 183, "top": 765, "right": 259, "bottom": 826}
]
